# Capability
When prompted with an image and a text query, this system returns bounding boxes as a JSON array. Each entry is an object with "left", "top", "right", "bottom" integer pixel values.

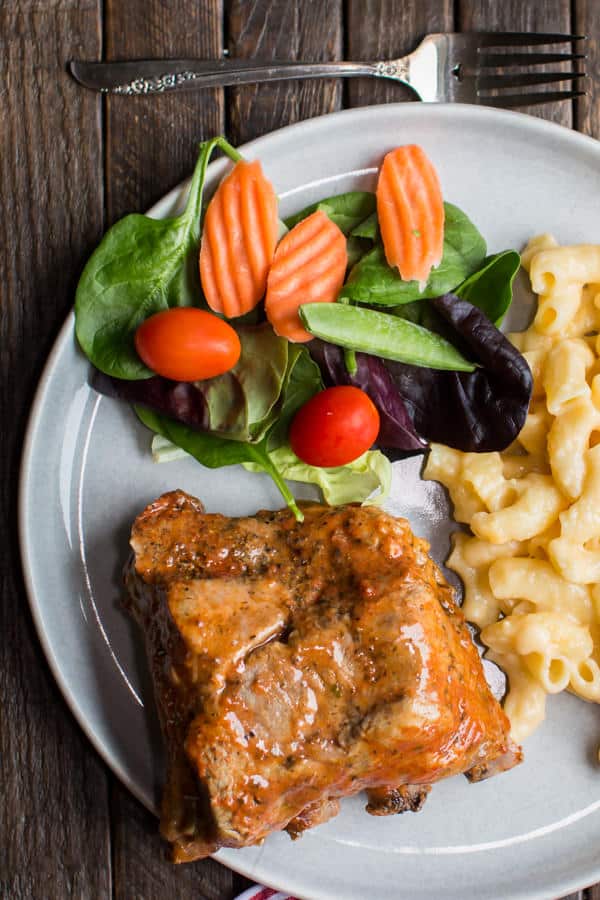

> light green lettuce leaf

[
  {"left": 151, "top": 434, "right": 188, "bottom": 463},
  {"left": 243, "top": 444, "right": 391, "bottom": 507}
]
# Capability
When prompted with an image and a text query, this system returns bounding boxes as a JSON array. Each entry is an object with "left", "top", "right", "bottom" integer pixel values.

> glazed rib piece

[{"left": 125, "top": 490, "right": 521, "bottom": 863}]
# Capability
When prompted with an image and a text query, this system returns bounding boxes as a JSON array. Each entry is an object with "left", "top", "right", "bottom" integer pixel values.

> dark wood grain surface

[{"left": 1, "top": 1, "right": 597, "bottom": 898}]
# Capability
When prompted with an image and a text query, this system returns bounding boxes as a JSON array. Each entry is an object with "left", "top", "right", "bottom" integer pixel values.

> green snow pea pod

[{"left": 298, "top": 303, "right": 475, "bottom": 372}]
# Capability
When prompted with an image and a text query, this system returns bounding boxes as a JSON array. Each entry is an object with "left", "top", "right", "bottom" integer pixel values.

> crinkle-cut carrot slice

[
  {"left": 265, "top": 210, "right": 347, "bottom": 343},
  {"left": 200, "top": 159, "right": 278, "bottom": 318},
  {"left": 376, "top": 145, "right": 445, "bottom": 285}
]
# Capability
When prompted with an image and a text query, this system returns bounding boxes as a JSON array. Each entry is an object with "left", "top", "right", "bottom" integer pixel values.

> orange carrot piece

[
  {"left": 200, "top": 159, "right": 278, "bottom": 318},
  {"left": 376, "top": 145, "right": 444, "bottom": 285},
  {"left": 265, "top": 210, "right": 347, "bottom": 343}
]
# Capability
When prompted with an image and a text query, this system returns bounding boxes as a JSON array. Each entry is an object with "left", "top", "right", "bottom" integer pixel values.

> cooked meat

[
  {"left": 365, "top": 784, "right": 431, "bottom": 815},
  {"left": 125, "top": 490, "right": 521, "bottom": 863}
]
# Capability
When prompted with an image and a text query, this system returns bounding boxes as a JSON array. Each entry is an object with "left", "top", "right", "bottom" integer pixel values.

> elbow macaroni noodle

[{"left": 424, "top": 237, "right": 600, "bottom": 741}]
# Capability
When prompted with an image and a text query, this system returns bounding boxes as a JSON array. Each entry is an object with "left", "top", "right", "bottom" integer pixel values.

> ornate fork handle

[{"left": 69, "top": 58, "right": 412, "bottom": 96}]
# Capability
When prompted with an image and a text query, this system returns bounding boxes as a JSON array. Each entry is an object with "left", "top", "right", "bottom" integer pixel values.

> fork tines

[
  {"left": 478, "top": 52, "right": 585, "bottom": 67},
  {"left": 474, "top": 32, "right": 586, "bottom": 107},
  {"left": 476, "top": 32, "right": 586, "bottom": 47},
  {"left": 478, "top": 71, "right": 585, "bottom": 90}
]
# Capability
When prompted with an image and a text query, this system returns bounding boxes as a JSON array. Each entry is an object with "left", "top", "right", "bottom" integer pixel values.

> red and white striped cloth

[{"left": 236, "top": 887, "right": 301, "bottom": 900}]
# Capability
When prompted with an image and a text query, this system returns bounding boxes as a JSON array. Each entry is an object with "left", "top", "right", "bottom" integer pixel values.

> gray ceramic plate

[{"left": 19, "top": 104, "right": 600, "bottom": 900}]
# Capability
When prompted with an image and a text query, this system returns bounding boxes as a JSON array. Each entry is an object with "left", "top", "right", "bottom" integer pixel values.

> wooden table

[{"left": 3, "top": 1, "right": 600, "bottom": 898}]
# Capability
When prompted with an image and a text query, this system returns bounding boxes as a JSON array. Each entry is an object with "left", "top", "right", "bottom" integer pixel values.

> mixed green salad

[{"left": 75, "top": 136, "right": 532, "bottom": 521}]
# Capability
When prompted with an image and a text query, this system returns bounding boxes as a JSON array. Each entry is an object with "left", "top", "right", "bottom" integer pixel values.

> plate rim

[{"left": 18, "top": 101, "right": 600, "bottom": 900}]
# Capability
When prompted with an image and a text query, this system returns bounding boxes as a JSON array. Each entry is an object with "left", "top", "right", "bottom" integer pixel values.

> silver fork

[{"left": 70, "top": 32, "right": 586, "bottom": 107}]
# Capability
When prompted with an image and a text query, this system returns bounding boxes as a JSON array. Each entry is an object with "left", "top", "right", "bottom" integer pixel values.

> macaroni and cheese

[{"left": 424, "top": 237, "right": 600, "bottom": 741}]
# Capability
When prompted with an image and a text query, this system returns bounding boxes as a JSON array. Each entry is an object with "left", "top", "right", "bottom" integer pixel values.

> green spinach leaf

[
  {"left": 75, "top": 136, "right": 242, "bottom": 380},
  {"left": 345, "top": 236, "right": 373, "bottom": 268},
  {"left": 351, "top": 211, "right": 379, "bottom": 242},
  {"left": 284, "top": 191, "right": 376, "bottom": 236},
  {"left": 387, "top": 300, "right": 427, "bottom": 325},
  {"left": 340, "top": 202, "right": 487, "bottom": 306},
  {"left": 455, "top": 250, "right": 521, "bottom": 325}
]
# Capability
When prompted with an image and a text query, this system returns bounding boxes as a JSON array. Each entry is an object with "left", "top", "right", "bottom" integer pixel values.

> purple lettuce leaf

[
  {"left": 386, "top": 293, "right": 533, "bottom": 452},
  {"left": 309, "top": 340, "right": 426, "bottom": 452},
  {"left": 91, "top": 370, "right": 210, "bottom": 430}
]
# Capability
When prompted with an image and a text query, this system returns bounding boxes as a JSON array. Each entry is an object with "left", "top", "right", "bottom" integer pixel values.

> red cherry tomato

[
  {"left": 289, "top": 386, "right": 380, "bottom": 468},
  {"left": 134, "top": 308, "right": 241, "bottom": 381}
]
